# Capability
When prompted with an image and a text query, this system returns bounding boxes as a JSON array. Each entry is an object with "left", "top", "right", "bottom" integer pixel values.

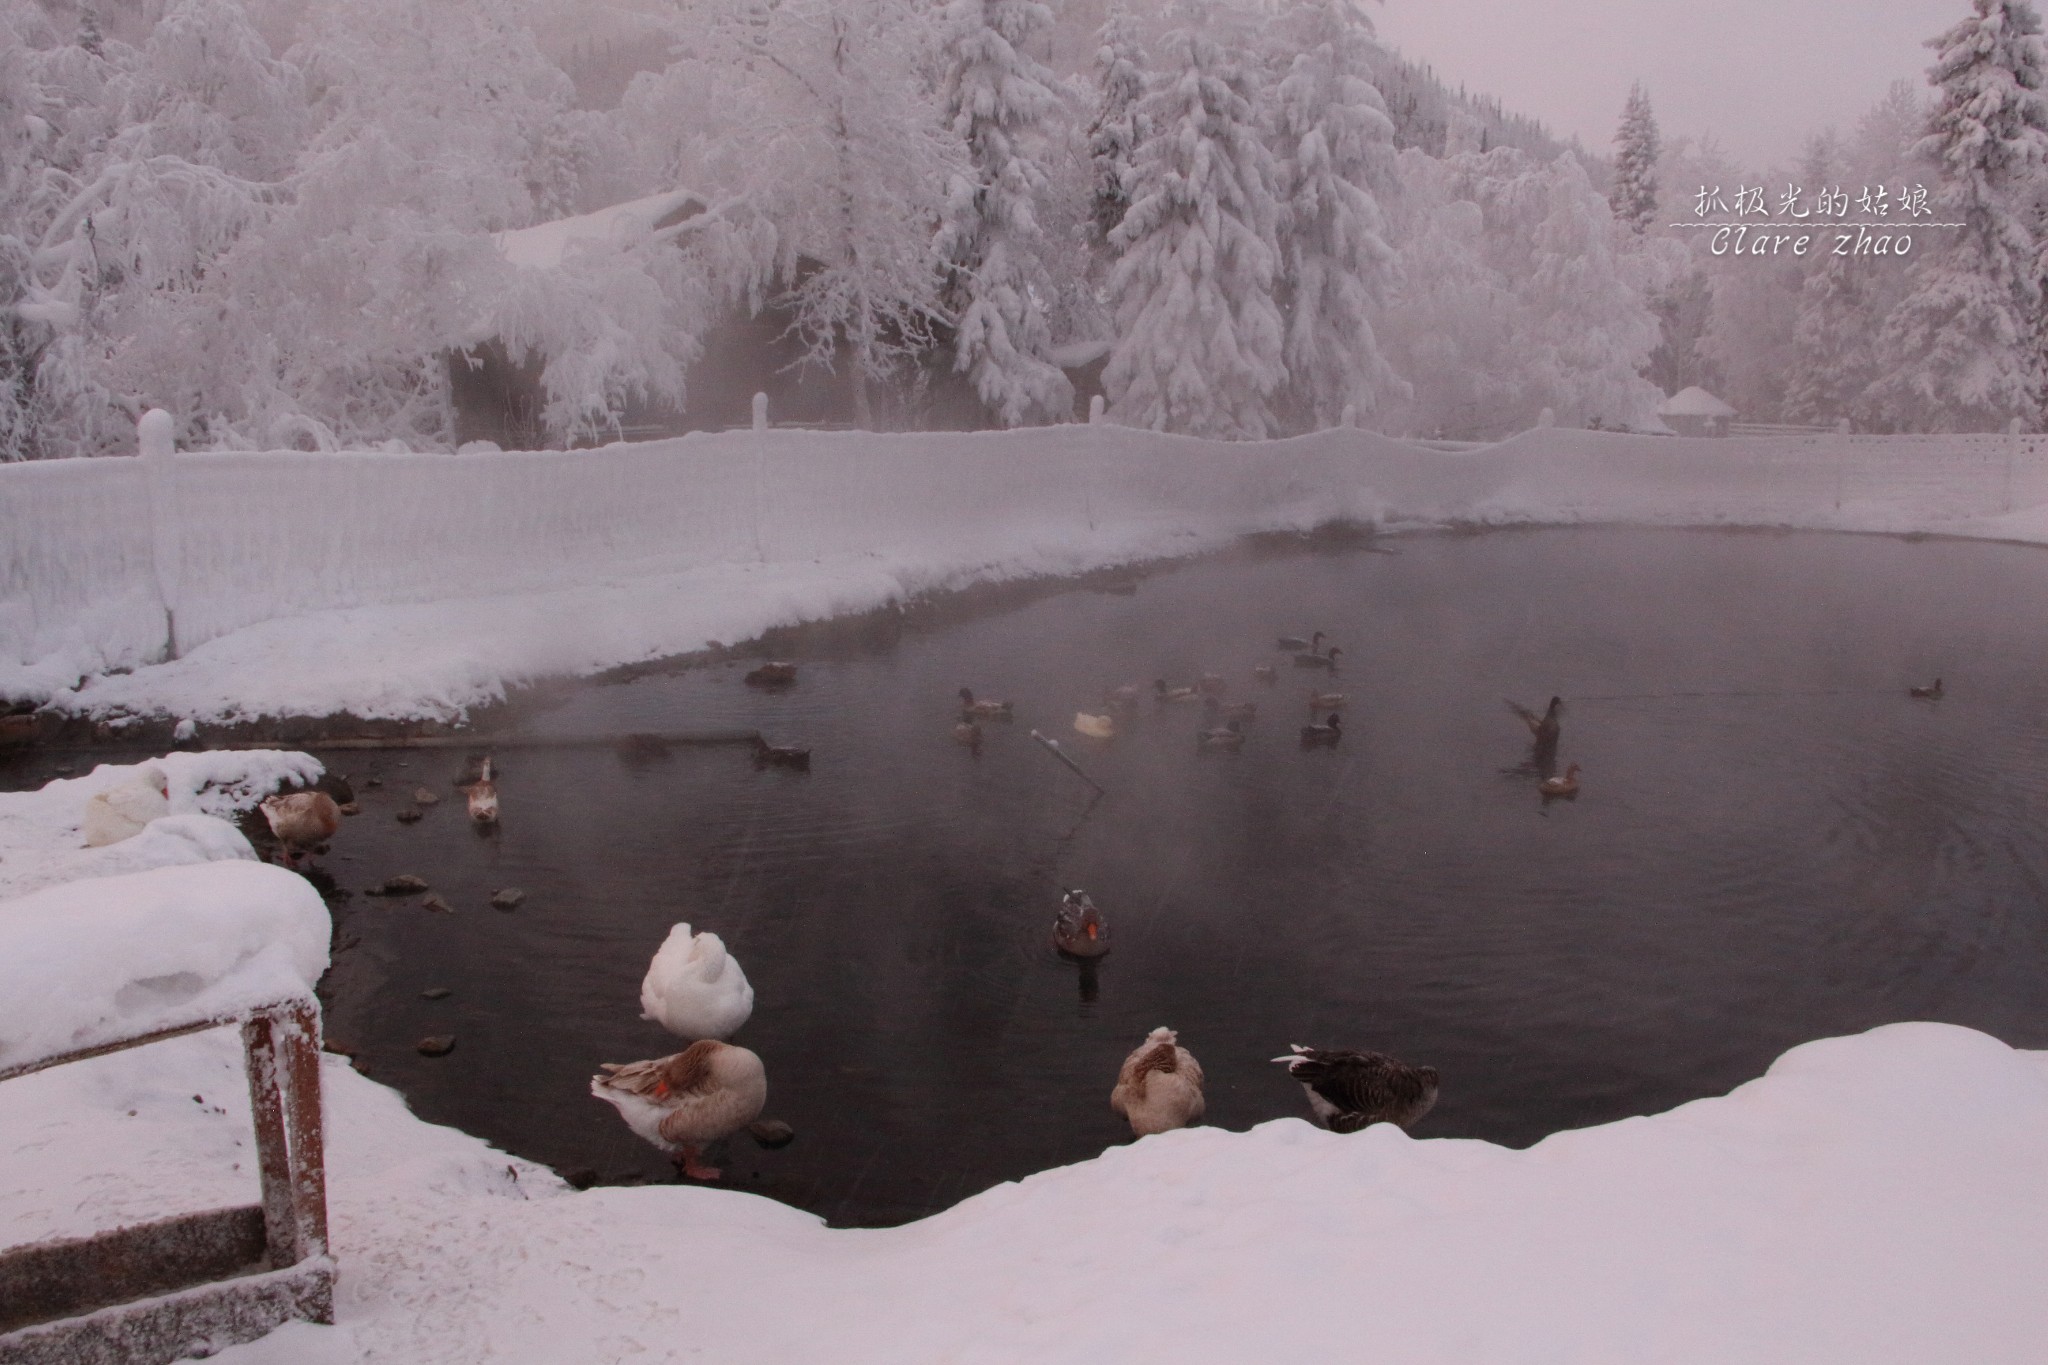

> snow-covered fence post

[
  {"left": 138, "top": 408, "right": 183, "bottom": 661},
  {"left": 1088, "top": 395, "right": 1105, "bottom": 425},
  {"left": 749, "top": 395, "right": 768, "bottom": 563}
]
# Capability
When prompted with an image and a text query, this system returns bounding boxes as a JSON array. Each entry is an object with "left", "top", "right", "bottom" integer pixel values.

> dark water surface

[{"left": 59, "top": 528, "right": 2048, "bottom": 1225}]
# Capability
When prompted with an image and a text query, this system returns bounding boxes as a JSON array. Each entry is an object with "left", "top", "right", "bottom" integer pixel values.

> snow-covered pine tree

[
  {"left": 1103, "top": 3, "right": 1284, "bottom": 439},
  {"left": 935, "top": 0, "right": 1073, "bottom": 426},
  {"left": 1608, "top": 82, "right": 1658, "bottom": 233},
  {"left": 1267, "top": 0, "right": 1406, "bottom": 431},
  {"left": 1868, "top": 0, "right": 2048, "bottom": 431},
  {"left": 1085, "top": 2, "right": 1146, "bottom": 246},
  {"left": 1782, "top": 130, "right": 1875, "bottom": 425}
]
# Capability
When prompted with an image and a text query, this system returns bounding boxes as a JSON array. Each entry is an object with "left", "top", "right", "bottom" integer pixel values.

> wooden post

[
  {"left": 277, "top": 1000, "right": 330, "bottom": 1266},
  {"left": 240, "top": 1013, "right": 299, "bottom": 1268}
]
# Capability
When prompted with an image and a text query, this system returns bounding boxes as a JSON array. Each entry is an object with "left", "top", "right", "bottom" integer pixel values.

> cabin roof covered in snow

[
  {"left": 1658, "top": 386, "right": 1736, "bottom": 418},
  {"left": 494, "top": 190, "right": 707, "bottom": 271}
]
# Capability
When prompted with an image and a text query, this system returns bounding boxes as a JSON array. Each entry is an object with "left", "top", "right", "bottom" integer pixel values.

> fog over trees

[{"left": 2, "top": 0, "right": 2046, "bottom": 457}]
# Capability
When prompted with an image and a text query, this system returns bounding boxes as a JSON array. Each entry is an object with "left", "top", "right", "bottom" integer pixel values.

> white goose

[
  {"left": 591, "top": 1040, "right": 767, "bottom": 1180},
  {"left": 83, "top": 765, "right": 171, "bottom": 847},
  {"left": 640, "top": 923, "right": 755, "bottom": 1041},
  {"left": 1110, "top": 1026, "right": 1206, "bottom": 1137}
]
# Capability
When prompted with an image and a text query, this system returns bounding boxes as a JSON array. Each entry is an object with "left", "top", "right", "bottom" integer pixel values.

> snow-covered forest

[{"left": 3, "top": 0, "right": 2047, "bottom": 457}]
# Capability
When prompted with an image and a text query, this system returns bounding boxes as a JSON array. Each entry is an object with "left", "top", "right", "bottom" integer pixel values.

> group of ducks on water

[{"left": 950, "top": 631, "right": 1352, "bottom": 758}]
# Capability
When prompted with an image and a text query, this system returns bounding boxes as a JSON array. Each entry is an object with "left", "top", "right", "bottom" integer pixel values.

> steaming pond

[{"left": 238, "top": 529, "right": 2048, "bottom": 1222}]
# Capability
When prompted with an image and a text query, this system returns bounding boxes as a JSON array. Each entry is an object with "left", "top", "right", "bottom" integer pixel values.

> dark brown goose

[{"left": 1272, "top": 1045, "right": 1438, "bottom": 1132}]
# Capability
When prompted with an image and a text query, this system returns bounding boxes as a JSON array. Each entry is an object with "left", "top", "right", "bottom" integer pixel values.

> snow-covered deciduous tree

[
  {"left": 1869, "top": 0, "right": 2048, "bottom": 431},
  {"left": 935, "top": 0, "right": 1073, "bottom": 426},
  {"left": 1085, "top": 2, "right": 1147, "bottom": 248},
  {"left": 638, "top": 0, "right": 961, "bottom": 429},
  {"left": 1103, "top": 4, "right": 1284, "bottom": 438},
  {"left": 1266, "top": 0, "right": 1405, "bottom": 431},
  {"left": 1609, "top": 82, "right": 1658, "bottom": 233}
]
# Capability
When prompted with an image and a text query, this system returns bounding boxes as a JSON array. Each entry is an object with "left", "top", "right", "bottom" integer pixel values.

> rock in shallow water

[
  {"left": 749, "top": 1119, "right": 795, "bottom": 1149},
  {"left": 416, "top": 1035, "right": 456, "bottom": 1057},
  {"left": 421, "top": 893, "right": 453, "bottom": 913},
  {"left": 371, "top": 874, "right": 429, "bottom": 895},
  {"left": 413, "top": 787, "right": 440, "bottom": 805},
  {"left": 422, "top": 986, "right": 452, "bottom": 1000},
  {"left": 490, "top": 887, "right": 526, "bottom": 911},
  {"left": 396, "top": 809, "right": 422, "bottom": 824}
]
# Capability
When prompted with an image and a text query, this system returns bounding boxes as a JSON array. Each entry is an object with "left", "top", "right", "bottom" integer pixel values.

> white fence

[{"left": 5, "top": 425, "right": 2048, "bottom": 701}]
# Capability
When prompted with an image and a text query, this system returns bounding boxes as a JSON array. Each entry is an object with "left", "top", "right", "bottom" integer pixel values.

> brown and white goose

[
  {"left": 1110, "top": 1027, "right": 1206, "bottom": 1138},
  {"left": 466, "top": 758, "right": 500, "bottom": 825},
  {"left": 259, "top": 789, "right": 341, "bottom": 867},
  {"left": 591, "top": 1039, "right": 767, "bottom": 1180}
]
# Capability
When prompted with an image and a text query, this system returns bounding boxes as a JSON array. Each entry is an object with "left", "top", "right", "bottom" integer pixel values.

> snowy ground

[{"left": 9, "top": 426, "right": 2048, "bottom": 723}]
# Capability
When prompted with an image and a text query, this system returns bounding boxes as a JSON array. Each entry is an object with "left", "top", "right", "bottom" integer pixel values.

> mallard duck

[
  {"left": 1252, "top": 665, "right": 1278, "bottom": 686},
  {"left": 1539, "top": 762, "right": 1581, "bottom": 797},
  {"left": 1277, "top": 631, "right": 1325, "bottom": 653},
  {"left": 591, "top": 1040, "right": 767, "bottom": 1180},
  {"left": 259, "top": 789, "right": 341, "bottom": 867},
  {"left": 954, "top": 717, "right": 983, "bottom": 751},
  {"left": 1205, "top": 696, "right": 1256, "bottom": 723},
  {"left": 1074, "top": 711, "right": 1117, "bottom": 740},
  {"left": 1054, "top": 889, "right": 1110, "bottom": 958},
  {"left": 640, "top": 923, "right": 755, "bottom": 1041},
  {"left": 958, "top": 687, "right": 1014, "bottom": 719},
  {"left": 1111, "top": 1027, "right": 1206, "bottom": 1137},
  {"left": 1507, "top": 696, "right": 1562, "bottom": 745},
  {"left": 1272, "top": 1045, "right": 1439, "bottom": 1132},
  {"left": 465, "top": 758, "right": 500, "bottom": 825},
  {"left": 83, "top": 766, "right": 171, "bottom": 847},
  {"left": 752, "top": 738, "right": 812, "bottom": 770},
  {"left": 1197, "top": 719, "right": 1246, "bottom": 751},
  {"left": 1300, "top": 713, "right": 1342, "bottom": 746},
  {"left": 1154, "top": 679, "right": 1201, "bottom": 703},
  {"left": 1294, "top": 646, "right": 1342, "bottom": 670},
  {"left": 1307, "top": 689, "right": 1345, "bottom": 711},
  {"left": 743, "top": 661, "right": 797, "bottom": 687},
  {"left": 1908, "top": 678, "right": 1944, "bottom": 699}
]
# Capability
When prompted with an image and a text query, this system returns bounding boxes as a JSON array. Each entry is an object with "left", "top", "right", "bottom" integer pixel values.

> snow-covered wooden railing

[
  {"left": 0, "top": 861, "right": 334, "bottom": 1363},
  {"left": 0, "top": 997, "right": 331, "bottom": 1364}
]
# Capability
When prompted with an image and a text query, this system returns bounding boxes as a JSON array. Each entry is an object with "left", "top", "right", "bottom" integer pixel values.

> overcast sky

[{"left": 1371, "top": 0, "right": 1965, "bottom": 170}]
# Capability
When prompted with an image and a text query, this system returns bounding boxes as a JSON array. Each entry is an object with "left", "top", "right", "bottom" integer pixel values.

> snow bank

[
  {"left": 0, "top": 861, "right": 327, "bottom": 1075},
  {"left": 0, "top": 1020, "right": 2041, "bottom": 1363},
  {"left": 6, "top": 426, "right": 2048, "bottom": 721},
  {"left": 0, "top": 748, "right": 323, "bottom": 899}
]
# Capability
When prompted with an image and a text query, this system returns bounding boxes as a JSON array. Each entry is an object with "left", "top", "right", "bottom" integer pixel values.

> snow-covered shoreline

[{"left": 8, "top": 426, "right": 2048, "bottom": 725}]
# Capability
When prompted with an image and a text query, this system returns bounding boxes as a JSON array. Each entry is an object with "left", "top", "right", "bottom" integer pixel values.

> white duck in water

[
  {"left": 1110, "top": 1027, "right": 1206, "bottom": 1137},
  {"left": 640, "top": 923, "right": 755, "bottom": 1041},
  {"left": 83, "top": 765, "right": 170, "bottom": 847},
  {"left": 591, "top": 1039, "right": 767, "bottom": 1180}
]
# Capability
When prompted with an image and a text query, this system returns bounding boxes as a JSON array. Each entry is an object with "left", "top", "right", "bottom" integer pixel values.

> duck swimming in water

[
  {"left": 465, "top": 758, "right": 500, "bottom": 825},
  {"left": 1307, "top": 689, "right": 1345, "bottom": 711},
  {"left": 1300, "top": 713, "right": 1342, "bottom": 746},
  {"left": 591, "top": 1040, "right": 767, "bottom": 1181},
  {"left": 958, "top": 687, "right": 1014, "bottom": 719},
  {"left": 1539, "top": 762, "right": 1581, "bottom": 797},
  {"left": 1074, "top": 712, "right": 1117, "bottom": 740},
  {"left": 1272, "top": 1045, "right": 1438, "bottom": 1132},
  {"left": 1908, "top": 678, "right": 1944, "bottom": 700},
  {"left": 1053, "top": 889, "right": 1109, "bottom": 958},
  {"left": 1154, "top": 679, "right": 1201, "bottom": 704},
  {"left": 640, "top": 923, "right": 755, "bottom": 1041},
  {"left": 1111, "top": 1027, "right": 1205, "bottom": 1138},
  {"left": 1196, "top": 719, "right": 1246, "bottom": 751}
]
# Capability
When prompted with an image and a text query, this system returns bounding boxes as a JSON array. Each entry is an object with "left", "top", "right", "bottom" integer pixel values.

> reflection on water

[{"left": 246, "top": 530, "right": 2048, "bottom": 1223}]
